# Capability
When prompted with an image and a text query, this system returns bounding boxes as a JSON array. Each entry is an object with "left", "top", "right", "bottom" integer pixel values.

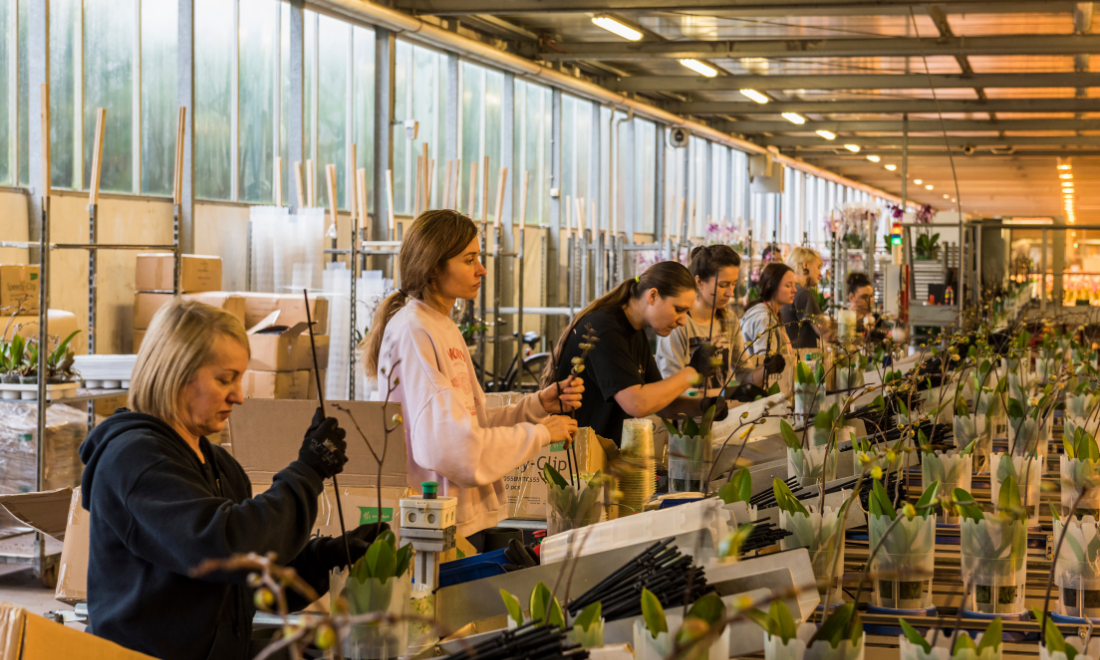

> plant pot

[
  {"left": 922, "top": 450, "right": 973, "bottom": 524},
  {"left": 990, "top": 453, "right": 1042, "bottom": 526},
  {"left": 633, "top": 615, "right": 728, "bottom": 660},
  {"left": 0, "top": 373, "right": 18, "bottom": 385},
  {"left": 764, "top": 622, "right": 865, "bottom": 660},
  {"left": 18, "top": 375, "right": 36, "bottom": 385},
  {"left": 953, "top": 415, "right": 991, "bottom": 474},
  {"left": 1039, "top": 636, "right": 1100, "bottom": 660},
  {"left": 1060, "top": 456, "right": 1100, "bottom": 520},
  {"left": 545, "top": 480, "right": 602, "bottom": 537},
  {"left": 1006, "top": 416, "right": 1049, "bottom": 461},
  {"left": 330, "top": 570, "right": 411, "bottom": 659},
  {"left": 669, "top": 433, "right": 713, "bottom": 494},
  {"left": 898, "top": 628, "right": 1002, "bottom": 660},
  {"left": 960, "top": 513, "right": 1028, "bottom": 615},
  {"left": 1054, "top": 518, "right": 1100, "bottom": 620},
  {"left": 794, "top": 386, "right": 824, "bottom": 425},
  {"left": 780, "top": 502, "right": 848, "bottom": 602},
  {"left": 568, "top": 618, "right": 604, "bottom": 649},
  {"left": 836, "top": 364, "right": 864, "bottom": 391},
  {"left": 869, "top": 513, "right": 936, "bottom": 610},
  {"left": 788, "top": 445, "right": 838, "bottom": 488}
]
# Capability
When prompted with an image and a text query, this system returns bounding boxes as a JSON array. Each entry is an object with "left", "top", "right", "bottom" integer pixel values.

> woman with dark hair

[
  {"left": 363, "top": 210, "right": 584, "bottom": 538},
  {"left": 846, "top": 271, "right": 884, "bottom": 341},
  {"left": 546, "top": 261, "right": 728, "bottom": 445},
  {"left": 741, "top": 261, "right": 798, "bottom": 357},
  {"left": 656, "top": 245, "right": 783, "bottom": 390}
]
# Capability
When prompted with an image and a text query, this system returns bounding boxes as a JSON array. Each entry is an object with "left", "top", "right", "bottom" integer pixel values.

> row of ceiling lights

[
  {"left": 1059, "top": 161, "right": 1076, "bottom": 224},
  {"left": 593, "top": 15, "right": 949, "bottom": 205}
]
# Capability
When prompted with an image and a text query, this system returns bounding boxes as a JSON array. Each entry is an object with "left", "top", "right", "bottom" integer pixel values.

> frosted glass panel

[
  {"left": 352, "top": 26, "right": 374, "bottom": 212},
  {"left": 634, "top": 118, "right": 656, "bottom": 234},
  {"left": 17, "top": 0, "right": 27, "bottom": 186},
  {"left": 316, "top": 14, "right": 347, "bottom": 209},
  {"left": 50, "top": 0, "right": 77, "bottom": 190},
  {"left": 141, "top": 0, "right": 177, "bottom": 195},
  {"left": 84, "top": 0, "right": 134, "bottom": 193},
  {"left": 195, "top": 0, "right": 232, "bottom": 200},
  {"left": 393, "top": 40, "right": 446, "bottom": 216},
  {"left": 0, "top": 0, "right": 9, "bottom": 185},
  {"left": 239, "top": 0, "right": 276, "bottom": 203}
]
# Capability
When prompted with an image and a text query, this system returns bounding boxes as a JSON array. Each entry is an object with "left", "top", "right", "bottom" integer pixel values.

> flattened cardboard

[
  {"left": 504, "top": 427, "right": 610, "bottom": 520},
  {"left": 246, "top": 317, "right": 329, "bottom": 371},
  {"left": 134, "top": 292, "right": 246, "bottom": 330},
  {"left": 240, "top": 293, "right": 329, "bottom": 335},
  {"left": 228, "top": 399, "right": 407, "bottom": 488},
  {"left": 0, "top": 603, "right": 157, "bottom": 660},
  {"left": 0, "top": 487, "right": 72, "bottom": 541},
  {"left": 254, "top": 482, "right": 409, "bottom": 544},
  {"left": 242, "top": 370, "right": 310, "bottom": 399},
  {"left": 55, "top": 487, "right": 88, "bottom": 605},
  {"left": 0, "top": 264, "right": 40, "bottom": 315},
  {"left": 134, "top": 253, "right": 222, "bottom": 293}
]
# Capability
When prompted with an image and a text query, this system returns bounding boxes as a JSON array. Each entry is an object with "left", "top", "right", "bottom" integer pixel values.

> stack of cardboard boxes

[
  {"left": 132, "top": 253, "right": 329, "bottom": 400},
  {"left": 0, "top": 264, "right": 40, "bottom": 315}
]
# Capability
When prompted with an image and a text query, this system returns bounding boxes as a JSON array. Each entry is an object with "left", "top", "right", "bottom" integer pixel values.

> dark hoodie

[{"left": 80, "top": 410, "right": 333, "bottom": 660}]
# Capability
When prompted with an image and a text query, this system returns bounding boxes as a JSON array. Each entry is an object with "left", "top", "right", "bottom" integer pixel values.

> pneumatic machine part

[{"left": 400, "top": 481, "right": 458, "bottom": 592}]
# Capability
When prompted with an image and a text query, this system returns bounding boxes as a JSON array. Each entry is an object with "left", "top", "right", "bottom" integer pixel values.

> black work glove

[
  {"left": 726, "top": 382, "right": 768, "bottom": 403},
  {"left": 762, "top": 353, "right": 786, "bottom": 375},
  {"left": 299, "top": 407, "right": 349, "bottom": 480},
  {"left": 503, "top": 539, "right": 540, "bottom": 572},
  {"left": 317, "top": 523, "right": 391, "bottom": 571},
  {"left": 688, "top": 343, "right": 720, "bottom": 384},
  {"left": 700, "top": 396, "right": 729, "bottom": 422}
]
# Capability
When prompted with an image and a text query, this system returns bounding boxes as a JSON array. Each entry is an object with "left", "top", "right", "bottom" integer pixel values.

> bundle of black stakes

[
  {"left": 740, "top": 519, "right": 791, "bottom": 554},
  {"left": 567, "top": 538, "right": 708, "bottom": 622},
  {"left": 749, "top": 470, "right": 906, "bottom": 513},
  {"left": 439, "top": 621, "right": 589, "bottom": 660}
]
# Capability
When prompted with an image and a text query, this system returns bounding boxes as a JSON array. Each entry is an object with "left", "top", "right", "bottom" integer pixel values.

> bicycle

[{"left": 473, "top": 330, "right": 550, "bottom": 393}]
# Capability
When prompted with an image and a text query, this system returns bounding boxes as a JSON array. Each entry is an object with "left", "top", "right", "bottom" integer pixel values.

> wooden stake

[
  {"left": 357, "top": 167, "right": 368, "bottom": 241},
  {"left": 325, "top": 164, "right": 338, "bottom": 240},
  {"left": 664, "top": 196, "right": 674, "bottom": 246},
  {"left": 492, "top": 167, "right": 508, "bottom": 254},
  {"left": 688, "top": 200, "right": 696, "bottom": 238},
  {"left": 40, "top": 84, "right": 50, "bottom": 199},
  {"left": 468, "top": 162, "right": 478, "bottom": 217},
  {"left": 676, "top": 198, "right": 686, "bottom": 243},
  {"left": 293, "top": 161, "right": 306, "bottom": 209},
  {"left": 454, "top": 158, "right": 462, "bottom": 210},
  {"left": 443, "top": 160, "right": 453, "bottom": 209},
  {"left": 519, "top": 170, "right": 530, "bottom": 228},
  {"left": 413, "top": 156, "right": 423, "bottom": 216},
  {"left": 422, "top": 143, "right": 430, "bottom": 213},
  {"left": 385, "top": 169, "right": 395, "bottom": 237},
  {"left": 173, "top": 107, "right": 186, "bottom": 206},
  {"left": 306, "top": 160, "right": 315, "bottom": 207},
  {"left": 565, "top": 194, "right": 572, "bottom": 235},
  {"left": 426, "top": 158, "right": 435, "bottom": 210},
  {"left": 482, "top": 156, "right": 489, "bottom": 224},
  {"left": 274, "top": 157, "right": 283, "bottom": 207},
  {"left": 89, "top": 108, "right": 106, "bottom": 206},
  {"left": 347, "top": 144, "right": 357, "bottom": 223},
  {"left": 576, "top": 197, "right": 586, "bottom": 239}
]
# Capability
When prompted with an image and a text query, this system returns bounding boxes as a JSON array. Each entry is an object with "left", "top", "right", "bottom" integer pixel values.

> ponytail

[
  {"left": 362, "top": 291, "right": 410, "bottom": 378},
  {"left": 541, "top": 261, "right": 695, "bottom": 387}
]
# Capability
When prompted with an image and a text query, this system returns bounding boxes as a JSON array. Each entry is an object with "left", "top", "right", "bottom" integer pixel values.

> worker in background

[
  {"left": 741, "top": 262, "right": 798, "bottom": 360},
  {"left": 781, "top": 247, "right": 834, "bottom": 348},
  {"left": 362, "top": 210, "right": 583, "bottom": 542},
  {"left": 656, "top": 245, "right": 783, "bottom": 398},
  {"left": 80, "top": 299, "right": 384, "bottom": 660},
  {"left": 545, "top": 261, "right": 729, "bottom": 446},
  {"left": 847, "top": 271, "right": 886, "bottom": 343}
]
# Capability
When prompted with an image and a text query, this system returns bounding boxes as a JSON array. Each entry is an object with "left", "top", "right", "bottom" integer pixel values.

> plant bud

[
  {"left": 246, "top": 572, "right": 262, "bottom": 588},
  {"left": 314, "top": 623, "right": 337, "bottom": 650},
  {"left": 254, "top": 587, "right": 275, "bottom": 611}
]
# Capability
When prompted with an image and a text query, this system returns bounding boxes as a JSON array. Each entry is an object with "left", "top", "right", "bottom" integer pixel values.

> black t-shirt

[
  {"left": 780, "top": 284, "right": 822, "bottom": 349},
  {"left": 555, "top": 306, "right": 663, "bottom": 446}
]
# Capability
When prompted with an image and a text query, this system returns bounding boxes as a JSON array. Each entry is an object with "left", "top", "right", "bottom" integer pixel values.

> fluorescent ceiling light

[
  {"left": 866, "top": 155, "right": 880, "bottom": 163},
  {"left": 952, "top": 198, "right": 957, "bottom": 202},
  {"left": 914, "top": 179, "right": 923, "bottom": 185},
  {"left": 885, "top": 164, "right": 897, "bottom": 171},
  {"left": 1061, "top": 174, "right": 1074, "bottom": 180},
  {"left": 816, "top": 130, "right": 836, "bottom": 140},
  {"left": 680, "top": 59, "right": 718, "bottom": 77},
  {"left": 1059, "top": 164, "right": 1072, "bottom": 170},
  {"left": 925, "top": 184, "right": 934, "bottom": 190},
  {"left": 740, "top": 89, "right": 769, "bottom": 104},
  {"left": 844, "top": 144, "right": 860, "bottom": 153},
  {"left": 943, "top": 194, "right": 949, "bottom": 199},
  {"left": 592, "top": 17, "right": 643, "bottom": 41},
  {"left": 782, "top": 112, "right": 806, "bottom": 125}
]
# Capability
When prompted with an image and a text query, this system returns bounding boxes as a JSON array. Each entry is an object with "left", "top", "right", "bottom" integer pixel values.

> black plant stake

[{"left": 558, "top": 323, "right": 599, "bottom": 488}]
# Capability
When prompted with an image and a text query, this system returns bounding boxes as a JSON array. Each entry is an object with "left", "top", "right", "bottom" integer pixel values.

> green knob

[{"left": 421, "top": 481, "right": 439, "bottom": 499}]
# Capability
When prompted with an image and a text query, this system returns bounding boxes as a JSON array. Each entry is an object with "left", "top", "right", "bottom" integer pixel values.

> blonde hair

[
  {"left": 129, "top": 298, "right": 250, "bottom": 423},
  {"left": 360, "top": 210, "right": 480, "bottom": 378},
  {"left": 786, "top": 247, "right": 822, "bottom": 279}
]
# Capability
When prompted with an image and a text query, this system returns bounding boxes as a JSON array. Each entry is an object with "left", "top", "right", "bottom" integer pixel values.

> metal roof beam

[
  {"left": 607, "top": 72, "right": 1100, "bottom": 92},
  {"left": 533, "top": 34, "right": 1100, "bottom": 62},
  {"left": 761, "top": 135, "right": 1100, "bottom": 146},
  {"left": 395, "top": 0, "right": 1065, "bottom": 15},
  {"left": 668, "top": 98, "right": 1100, "bottom": 113},
  {"left": 719, "top": 118, "right": 1100, "bottom": 132}
]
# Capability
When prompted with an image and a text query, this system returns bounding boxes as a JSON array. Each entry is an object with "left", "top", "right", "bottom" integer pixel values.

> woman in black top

[{"left": 544, "top": 261, "right": 728, "bottom": 445}]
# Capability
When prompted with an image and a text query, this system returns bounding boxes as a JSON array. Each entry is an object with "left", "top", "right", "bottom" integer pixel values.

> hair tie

[
  {"left": 635, "top": 275, "right": 640, "bottom": 283},
  {"left": 398, "top": 289, "right": 408, "bottom": 297}
]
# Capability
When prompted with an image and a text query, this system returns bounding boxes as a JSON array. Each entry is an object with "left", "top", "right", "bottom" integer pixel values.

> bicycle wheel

[{"left": 512, "top": 352, "right": 550, "bottom": 393}]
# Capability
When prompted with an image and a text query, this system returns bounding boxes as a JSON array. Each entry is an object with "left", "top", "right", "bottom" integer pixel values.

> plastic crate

[{"left": 438, "top": 548, "right": 509, "bottom": 588}]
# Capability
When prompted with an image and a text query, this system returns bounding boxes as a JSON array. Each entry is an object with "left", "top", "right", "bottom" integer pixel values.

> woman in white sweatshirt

[{"left": 361, "top": 210, "right": 583, "bottom": 538}]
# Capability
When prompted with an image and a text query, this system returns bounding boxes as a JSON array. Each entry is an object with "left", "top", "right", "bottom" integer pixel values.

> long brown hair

[
  {"left": 747, "top": 262, "right": 793, "bottom": 310},
  {"left": 541, "top": 261, "right": 695, "bottom": 387},
  {"left": 360, "top": 209, "right": 479, "bottom": 378}
]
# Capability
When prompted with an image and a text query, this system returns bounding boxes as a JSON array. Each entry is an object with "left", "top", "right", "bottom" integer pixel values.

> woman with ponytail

[
  {"left": 361, "top": 210, "right": 584, "bottom": 538},
  {"left": 545, "top": 261, "right": 728, "bottom": 445},
  {"left": 741, "top": 261, "right": 797, "bottom": 358}
]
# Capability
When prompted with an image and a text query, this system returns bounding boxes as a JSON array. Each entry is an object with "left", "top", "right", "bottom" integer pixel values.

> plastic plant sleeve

[
  {"left": 1007, "top": 414, "right": 1051, "bottom": 460},
  {"left": 330, "top": 569, "right": 411, "bottom": 659},
  {"left": 634, "top": 615, "right": 729, "bottom": 660},
  {"left": 1053, "top": 517, "right": 1100, "bottom": 619},
  {"left": 869, "top": 512, "right": 936, "bottom": 609},
  {"left": 724, "top": 500, "right": 760, "bottom": 526},
  {"left": 407, "top": 583, "right": 437, "bottom": 654},
  {"left": 898, "top": 629, "right": 1002, "bottom": 660},
  {"left": 1064, "top": 417, "right": 1100, "bottom": 446},
  {"left": 836, "top": 365, "right": 865, "bottom": 391},
  {"left": 922, "top": 450, "right": 973, "bottom": 524},
  {"left": 780, "top": 498, "right": 848, "bottom": 600},
  {"left": 953, "top": 415, "right": 991, "bottom": 474},
  {"left": 852, "top": 441, "right": 888, "bottom": 475},
  {"left": 1066, "top": 394, "right": 1095, "bottom": 421},
  {"left": 788, "top": 444, "right": 838, "bottom": 488},
  {"left": 794, "top": 382, "right": 824, "bottom": 422},
  {"left": 568, "top": 618, "right": 605, "bottom": 649},
  {"left": 764, "top": 622, "right": 865, "bottom": 660},
  {"left": 1039, "top": 636, "right": 1100, "bottom": 660},
  {"left": 545, "top": 479, "right": 603, "bottom": 537},
  {"left": 1060, "top": 455, "right": 1100, "bottom": 519},
  {"left": 960, "top": 512, "right": 1029, "bottom": 615},
  {"left": 669, "top": 433, "right": 714, "bottom": 494},
  {"left": 990, "top": 453, "right": 1042, "bottom": 526}
]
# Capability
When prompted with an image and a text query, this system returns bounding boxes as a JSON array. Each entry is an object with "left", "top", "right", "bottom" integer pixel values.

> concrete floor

[{"left": 0, "top": 563, "right": 85, "bottom": 630}]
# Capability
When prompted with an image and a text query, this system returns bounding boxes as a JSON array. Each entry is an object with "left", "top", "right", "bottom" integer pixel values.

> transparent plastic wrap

[
  {"left": 0, "top": 402, "right": 87, "bottom": 530},
  {"left": 868, "top": 512, "right": 936, "bottom": 609},
  {"left": 1066, "top": 393, "right": 1095, "bottom": 421},
  {"left": 780, "top": 500, "right": 847, "bottom": 601},
  {"left": 324, "top": 265, "right": 352, "bottom": 400},
  {"left": 248, "top": 205, "right": 286, "bottom": 293},
  {"left": 1060, "top": 455, "right": 1100, "bottom": 519},
  {"left": 788, "top": 445, "right": 837, "bottom": 488},
  {"left": 898, "top": 629, "right": 1002, "bottom": 660},
  {"left": 922, "top": 450, "right": 973, "bottom": 523},
  {"left": 764, "top": 623, "right": 865, "bottom": 660},
  {"left": 273, "top": 208, "right": 324, "bottom": 294},
  {"left": 1054, "top": 517, "right": 1100, "bottom": 619},
  {"left": 634, "top": 615, "right": 728, "bottom": 660},
  {"left": 545, "top": 480, "right": 602, "bottom": 538},
  {"left": 794, "top": 384, "right": 824, "bottom": 423},
  {"left": 990, "top": 453, "right": 1042, "bottom": 526},
  {"left": 668, "top": 433, "right": 713, "bottom": 494},
  {"left": 1040, "top": 637, "right": 1100, "bottom": 660},
  {"left": 953, "top": 415, "right": 991, "bottom": 473},
  {"left": 330, "top": 569, "right": 410, "bottom": 659},
  {"left": 960, "top": 513, "right": 1028, "bottom": 615}
]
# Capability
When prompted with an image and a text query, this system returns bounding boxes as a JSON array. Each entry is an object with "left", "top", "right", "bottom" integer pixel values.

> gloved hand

[
  {"left": 503, "top": 538, "right": 540, "bottom": 572},
  {"left": 299, "top": 407, "right": 349, "bottom": 480},
  {"left": 317, "top": 523, "right": 391, "bottom": 571},
  {"left": 700, "top": 396, "right": 729, "bottom": 422},
  {"left": 726, "top": 382, "right": 768, "bottom": 403},
  {"left": 689, "top": 344, "right": 721, "bottom": 384},
  {"left": 762, "top": 352, "right": 786, "bottom": 375}
]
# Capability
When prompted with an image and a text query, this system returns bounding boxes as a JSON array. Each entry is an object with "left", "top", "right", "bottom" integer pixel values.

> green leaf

[
  {"left": 977, "top": 617, "right": 1002, "bottom": 653},
  {"left": 530, "top": 582, "right": 565, "bottom": 629},
  {"left": 363, "top": 534, "right": 397, "bottom": 582},
  {"left": 501, "top": 590, "right": 524, "bottom": 627},
  {"left": 686, "top": 592, "right": 726, "bottom": 626},
  {"left": 394, "top": 542, "right": 414, "bottom": 578},
  {"left": 1034, "top": 607, "right": 1069, "bottom": 656},
  {"left": 814, "top": 361, "right": 825, "bottom": 384},
  {"left": 915, "top": 481, "right": 940, "bottom": 518},
  {"left": 998, "top": 475, "right": 1022, "bottom": 512},
  {"left": 719, "top": 468, "right": 752, "bottom": 504},
  {"left": 661, "top": 417, "right": 680, "bottom": 438},
  {"left": 641, "top": 587, "right": 668, "bottom": 639},
  {"left": 899, "top": 620, "right": 931, "bottom": 653},
  {"left": 682, "top": 416, "right": 700, "bottom": 438},
  {"left": 872, "top": 395, "right": 885, "bottom": 413},
  {"left": 700, "top": 404, "right": 717, "bottom": 438},
  {"left": 1007, "top": 398, "right": 1025, "bottom": 419},
  {"left": 744, "top": 609, "right": 776, "bottom": 637},
  {"left": 1050, "top": 501, "right": 1062, "bottom": 524},
  {"left": 773, "top": 478, "right": 809, "bottom": 517},
  {"left": 766, "top": 382, "right": 781, "bottom": 396},
  {"left": 953, "top": 488, "right": 985, "bottom": 523},
  {"left": 718, "top": 524, "right": 755, "bottom": 558},
  {"left": 871, "top": 479, "right": 897, "bottom": 520},
  {"left": 953, "top": 633, "right": 977, "bottom": 654},
  {"left": 898, "top": 399, "right": 909, "bottom": 417},
  {"left": 48, "top": 329, "right": 80, "bottom": 367},
  {"left": 810, "top": 602, "right": 855, "bottom": 648},
  {"left": 575, "top": 602, "right": 601, "bottom": 632},
  {"left": 779, "top": 420, "right": 801, "bottom": 450},
  {"left": 772, "top": 600, "right": 798, "bottom": 644},
  {"left": 542, "top": 463, "right": 569, "bottom": 489}
]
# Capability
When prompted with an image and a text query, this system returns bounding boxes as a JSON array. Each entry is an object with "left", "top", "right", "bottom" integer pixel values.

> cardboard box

[
  {"left": 308, "top": 369, "right": 326, "bottom": 400},
  {"left": 504, "top": 427, "right": 613, "bottom": 520},
  {"left": 242, "top": 370, "right": 310, "bottom": 399},
  {"left": 55, "top": 487, "right": 87, "bottom": 605},
  {"left": 247, "top": 316, "right": 330, "bottom": 371},
  {"left": 240, "top": 293, "right": 329, "bottom": 335},
  {"left": 133, "top": 292, "right": 247, "bottom": 330},
  {"left": 0, "top": 487, "right": 72, "bottom": 541},
  {"left": 0, "top": 264, "right": 39, "bottom": 315},
  {"left": 0, "top": 603, "right": 156, "bottom": 659},
  {"left": 2, "top": 309, "right": 78, "bottom": 343},
  {"left": 134, "top": 253, "right": 222, "bottom": 293},
  {"left": 132, "top": 329, "right": 145, "bottom": 353}
]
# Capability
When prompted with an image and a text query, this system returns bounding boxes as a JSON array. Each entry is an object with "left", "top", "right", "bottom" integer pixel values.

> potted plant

[
  {"left": 749, "top": 600, "right": 865, "bottom": 660},
  {"left": 835, "top": 352, "right": 866, "bottom": 391},
  {"left": 634, "top": 588, "right": 729, "bottom": 660},
  {"left": 775, "top": 477, "right": 852, "bottom": 601},
  {"left": 955, "top": 487, "right": 1029, "bottom": 615},
  {"left": 781, "top": 420, "right": 837, "bottom": 488},
  {"left": 718, "top": 467, "right": 757, "bottom": 525},
  {"left": 990, "top": 453, "right": 1042, "bottom": 526},
  {"left": 501, "top": 581, "right": 567, "bottom": 630},
  {"left": 1006, "top": 397, "right": 1049, "bottom": 461},
  {"left": 1050, "top": 508, "right": 1100, "bottom": 620},
  {"left": 922, "top": 443, "right": 973, "bottom": 524},
  {"left": 331, "top": 529, "right": 413, "bottom": 659},
  {"left": 541, "top": 464, "right": 603, "bottom": 537},
  {"left": 794, "top": 360, "right": 826, "bottom": 424},
  {"left": 1036, "top": 609, "right": 1100, "bottom": 660},
  {"left": 868, "top": 480, "right": 940, "bottom": 610},
  {"left": 1060, "top": 428, "right": 1100, "bottom": 520},
  {"left": 45, "top": 330, "right": 80, "bottom": 383},
  {"left": 662, "top": 403, "right": 718, "bottom": 494},
  {"left": 898, "top": 618, "right": 1003, "bottom": 660},
  {"left": 914, "top": 233, "right": 940, "bottom": 261}
]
